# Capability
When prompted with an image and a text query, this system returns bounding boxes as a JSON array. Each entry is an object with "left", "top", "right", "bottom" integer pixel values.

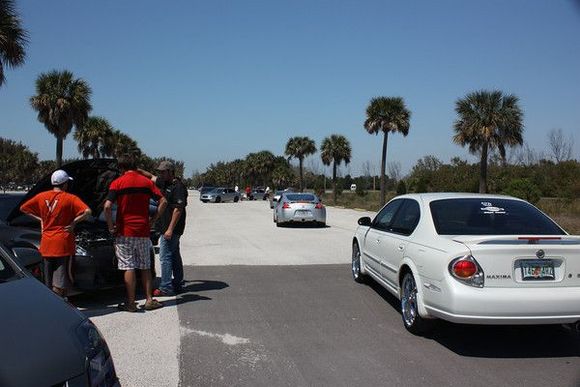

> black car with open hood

[{"left": 2, "top": 158, "right": 160, "bottom": 291}]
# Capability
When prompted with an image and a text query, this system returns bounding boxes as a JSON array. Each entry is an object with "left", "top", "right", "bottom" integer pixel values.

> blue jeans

[{"left": 159, "top": 235, "right": 184, "bottom": 294}]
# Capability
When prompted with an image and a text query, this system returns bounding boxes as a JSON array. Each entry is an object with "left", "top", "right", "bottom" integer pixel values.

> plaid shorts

[{"left": 114, "top": 236, "right": 152, "bottom": 270}]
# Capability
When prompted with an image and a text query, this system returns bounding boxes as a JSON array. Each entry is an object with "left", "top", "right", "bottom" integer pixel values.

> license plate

[
  {"left": 295, "top": 210, "right": 312, "bottom": 217},
  {"left": 521, "top": 260, "right": 555, "bottom": 281}
]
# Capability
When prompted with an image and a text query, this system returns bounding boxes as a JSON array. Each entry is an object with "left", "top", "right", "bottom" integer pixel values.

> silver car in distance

[
  {"left": 200, "top": 187, "right": 240, "bottom": 203},
  {"left": 274, "top": 193, "right": 326, "bottom": 227},
  {"left": 352, "top": 193, "right": 580, "bottom": 335}
]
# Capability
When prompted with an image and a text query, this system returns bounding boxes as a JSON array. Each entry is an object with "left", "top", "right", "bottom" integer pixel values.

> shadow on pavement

[
  {"left": 73, "top": 279, "right": 229, "bottom": 319},
  {"left": 277, "top": 222, "right": 330, "bottom": 229},
  {"left": 364, "top": 277, "right": 580, "bottom": 359}
]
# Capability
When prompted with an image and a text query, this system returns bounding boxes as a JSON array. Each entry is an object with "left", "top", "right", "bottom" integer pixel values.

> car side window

[
  {"left": 372, "top": 199, "right": 403, "bottom": 231},
  {"left": 390, "top": 200, "right": 420, "bottom": 236}
]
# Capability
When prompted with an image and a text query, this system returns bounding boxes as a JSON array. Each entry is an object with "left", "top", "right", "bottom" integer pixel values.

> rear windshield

[
  {"left": 285, "top": 194, "right": 316, "bottom": 202},
  {"left": 430, "top": 198, "right": 565, "bottom": 235}
]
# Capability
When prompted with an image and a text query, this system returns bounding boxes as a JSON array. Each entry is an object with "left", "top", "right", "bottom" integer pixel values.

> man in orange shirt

[{"left": 20, "top": 170, "right": 92, "bottom": 297}]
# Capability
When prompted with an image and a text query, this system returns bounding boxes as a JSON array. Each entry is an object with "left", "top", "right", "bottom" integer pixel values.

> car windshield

[
  {"left": 0, "top": 250, "right": 18, "bottom": 283},
  {"left": 0, "top": 194, "right": 24, "bottom": 222},
  {"left": 430, "top": 198, "right": 566, "bottom": 235},
  {"left": 285, "top": 194, "right": 316, "bottom": 202}
]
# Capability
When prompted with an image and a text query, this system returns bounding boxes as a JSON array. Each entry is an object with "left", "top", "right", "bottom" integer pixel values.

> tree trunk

[
  {"left": 332, "top": 161, "right": 337, "bottom": 204},
  {"left": 56, "top": 136, "right": 64, "bottom": 168},
  {"left": 479, "top": 143, "right": 488, "bottom": 193},
  {"left": 299, "top": 157, "right": 304, "bottom": 192},
  {"left": 380, "top": 131, "right": 389, "bottom": 206}
]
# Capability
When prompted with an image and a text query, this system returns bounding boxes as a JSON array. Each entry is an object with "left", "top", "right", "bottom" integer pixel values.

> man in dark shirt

[{"left": 141, "top": 160, "right": 188, "bottom": 296}]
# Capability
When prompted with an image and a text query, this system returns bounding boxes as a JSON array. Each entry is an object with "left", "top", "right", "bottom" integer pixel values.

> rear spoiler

[{"left": 451, "top": 235, "right": 580, "bottom": 245}]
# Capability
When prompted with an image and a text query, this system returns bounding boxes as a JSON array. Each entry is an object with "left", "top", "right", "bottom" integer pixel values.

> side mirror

[{"left": 358, "top": 216, "right": 372, "bottom": 226}]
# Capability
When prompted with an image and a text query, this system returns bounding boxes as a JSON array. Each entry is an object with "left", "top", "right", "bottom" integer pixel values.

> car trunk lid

[
  {"left": 7, "top": 158, "right": 119, "bottom": 222},
  {"left": 449, "top": 235, "right": 580, "bottom": 288}
]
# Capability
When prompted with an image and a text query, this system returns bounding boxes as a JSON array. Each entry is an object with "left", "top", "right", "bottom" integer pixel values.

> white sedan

[{"left": 351, "top": 193, "right": 580, "bottom": 335}]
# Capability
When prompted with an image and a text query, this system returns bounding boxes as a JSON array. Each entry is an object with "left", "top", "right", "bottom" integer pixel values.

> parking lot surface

[{"left": 82, "top": 192, "right": 580, "bottom": 387}]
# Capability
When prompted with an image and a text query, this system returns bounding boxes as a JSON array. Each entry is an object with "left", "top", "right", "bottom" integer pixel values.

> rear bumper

[
  {"left": 423, "top": 278, "right": 580, "bottom": 324},
  {"left": 278, "top": 209, "right": 326, "bottom": 224}
]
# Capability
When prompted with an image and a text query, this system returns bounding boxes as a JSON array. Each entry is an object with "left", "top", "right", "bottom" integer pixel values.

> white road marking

[{"left": 182, "top": 327, "right": 250, "bottom": 345}]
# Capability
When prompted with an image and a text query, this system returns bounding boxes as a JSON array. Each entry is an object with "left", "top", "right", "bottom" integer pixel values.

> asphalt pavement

[{"left": 81, "top": 192, "right": 580, "bottom": 387}]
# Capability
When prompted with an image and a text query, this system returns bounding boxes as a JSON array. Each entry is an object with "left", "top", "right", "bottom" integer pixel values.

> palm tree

[
  {"left": 453, "top": 90, "right": 524, "bottom": 193},
  {"left": 364, "top": 96, "right": 411, "bottom": 206},
  {"left": 110, "top": 130, "right": 141, "bottom": 158},
  {"left": 320, "top": 134, "right": 351, "bottom": 204},
  {"left": 74, "top": 116, "right": 115, "bottom": 159},
  {"left": 285, "top": 136, "right": 316, "bottom": 192},
  {"left": 245, "top": 151, "right": 275, "bottom": 186},
  {"left": 0, "top": 0, "right": 28, "bottom": 88},
  {"left": 30, "top": 70, "right": 92, "bottom": 167}
]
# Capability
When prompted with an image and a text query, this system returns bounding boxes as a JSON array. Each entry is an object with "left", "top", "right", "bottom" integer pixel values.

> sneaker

[
  {"left": 143, "top": 299, "right": 163, "bottom": 311},
  {"left": 153, "top": 288, "right": 174, "bottom": 297}
]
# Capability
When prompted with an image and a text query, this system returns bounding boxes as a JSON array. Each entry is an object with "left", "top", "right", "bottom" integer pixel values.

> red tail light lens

[
  {"left": 315, "top": 203, "right": 323, "bottom": 209},
  {"left": 282, "top": 202, "right": 290, "bottom": 209},
  {"left": 452, "top": 260, "right": 477, "bottom": 278}
]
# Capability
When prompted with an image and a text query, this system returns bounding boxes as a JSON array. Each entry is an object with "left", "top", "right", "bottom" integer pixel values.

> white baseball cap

[{"left": 51, "top": 170, "right": 73, "bottom": 186}]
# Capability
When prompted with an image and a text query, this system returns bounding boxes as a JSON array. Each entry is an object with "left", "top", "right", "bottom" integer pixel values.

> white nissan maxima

[{"left": 351, "top": 193, "right": 580, "bottom": 335}]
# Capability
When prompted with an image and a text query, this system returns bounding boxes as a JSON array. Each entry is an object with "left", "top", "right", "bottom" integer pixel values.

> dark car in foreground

[
  {"left": 1, "top": 159, "right": 159, "bottom": 292},
  {"left": 0, "top": 243, "right": 119, "bottom": 386}
]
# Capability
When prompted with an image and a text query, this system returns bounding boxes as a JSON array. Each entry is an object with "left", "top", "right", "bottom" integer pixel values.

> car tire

[
  {"left": 215, "top": 197, "right": 221, "bottom": 203},
  {"left": 400, "top": 272, "right": 434, "bottom": 335},
  {"left": 234, "top": 196, "right": 239, "bottom": 203},
  {"left": 351, "top": 242, "right": 367, "bottom": 283}
]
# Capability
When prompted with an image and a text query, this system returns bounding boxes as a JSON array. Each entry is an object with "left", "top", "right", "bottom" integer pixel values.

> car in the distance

[
  {"left": 0, "top": 242, "right": 120, "bottom": 386},
  {"left": 351, "top": 193, "right": 580, "bottom": 335},
  {"left": 200, "top": 187, "right": 239, "bottom": 203},
  {"left": 274, "top": 192, "right": 326, "bottom": 227}
]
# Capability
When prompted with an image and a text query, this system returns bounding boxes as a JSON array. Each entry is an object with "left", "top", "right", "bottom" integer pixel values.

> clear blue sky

[{"left": 1, "top": 0, "right": 579, "bottom": 177}]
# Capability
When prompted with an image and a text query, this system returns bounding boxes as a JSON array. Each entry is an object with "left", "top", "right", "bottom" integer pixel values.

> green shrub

[
  {"left": 502, "top": 178, "right": 542, "bottom": 204},
  {"left": 396, "top": 180, "right": 407, "bottom": 195}
]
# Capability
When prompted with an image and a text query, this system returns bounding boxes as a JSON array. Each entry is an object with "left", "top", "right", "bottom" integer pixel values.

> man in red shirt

[
  {"left": 104, "top": 155, "right": 167, "bottom": 312},
  {"left": 20, "top": 170, "right": 92, "bottom": 297}
]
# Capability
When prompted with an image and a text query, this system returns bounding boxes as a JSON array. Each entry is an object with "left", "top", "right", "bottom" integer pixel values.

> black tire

[
  {"left": 351, "top": 243, "right": 367, "bottom": 283},
  {"left": 215, "top": 196, "right": 221, "bottom": 203},
  {"left": 234, "top": 196, "right": 239, "bottom": 203},
  {"left": 400, "top": 272, "right": 434, "bottom": 335},
  {"left": 276, "top": 220, "right": 282, "bottom": 227},
  {"left": 318, "top": 222, "right": 326, "bottom": 228}
]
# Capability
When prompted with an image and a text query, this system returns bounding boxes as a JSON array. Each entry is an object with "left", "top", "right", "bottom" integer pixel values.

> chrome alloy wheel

[{"left": 401, "top": 273, "right": 418, "bottom": 328}]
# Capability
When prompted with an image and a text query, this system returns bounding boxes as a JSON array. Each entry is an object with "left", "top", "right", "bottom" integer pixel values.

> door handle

[
  {"left": 376, "top": 239, "right": 381, "bottom": 244},
  {"left": 398, "top": 245, "right": 405, "bottom": 251}
]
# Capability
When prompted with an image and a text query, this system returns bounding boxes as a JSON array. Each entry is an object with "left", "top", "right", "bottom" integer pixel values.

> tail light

[
  {"left": 448, "top": 255, "right": 484, "bottom": 287},
  {"left": 282, "top": 202, "right": 290, "bottom": 209},
  {"left": 315, "top": 203, "right": 324, "bottom": 209}
]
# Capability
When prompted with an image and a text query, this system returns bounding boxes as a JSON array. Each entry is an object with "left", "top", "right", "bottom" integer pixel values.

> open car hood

[{"left": 7, "top": 158, "right": 119, "bottom": 222}]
